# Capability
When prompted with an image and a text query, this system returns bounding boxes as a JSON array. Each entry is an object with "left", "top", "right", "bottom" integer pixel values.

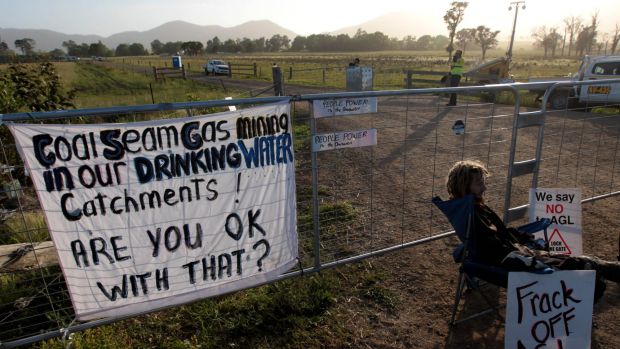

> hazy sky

[{"left": 2, "top": 0, "right": 619, "bottom": 40}]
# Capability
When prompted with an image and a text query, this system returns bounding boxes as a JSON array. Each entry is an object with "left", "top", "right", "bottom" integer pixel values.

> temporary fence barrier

[{"left": 0, "top": 80, "right": 619, "bottom": 347}]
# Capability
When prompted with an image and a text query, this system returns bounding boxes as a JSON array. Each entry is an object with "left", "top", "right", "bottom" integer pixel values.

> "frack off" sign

[{"left": 505, "top": 271, "right": 595, "bottom": 349}]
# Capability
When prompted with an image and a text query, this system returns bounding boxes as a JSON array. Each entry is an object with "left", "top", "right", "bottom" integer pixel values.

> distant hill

[
  {"left": 1, "top": 15, "right": 533, "bottom": 54},
  {"left": 0, "top": 28, "right": 103, "bottom": 52},
  {"left": 328, "top": 11, "right": 535, "bottom": 52},
  {"left": 330, "top": 12, "right": 444, "bottom": 39},
  {"left": 0, "top": 20, "right": 297, "bottom": 52}
]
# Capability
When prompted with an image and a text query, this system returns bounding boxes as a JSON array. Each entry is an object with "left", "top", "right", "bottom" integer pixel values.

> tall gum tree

[
  {"left": 456, "top": 28, "right": 477, "bottom": 54},
  {"left": 611, "top": 24, "right": 620, "bottom": 54},
  {"left": 14, "top": 38, "right": 35, "bottom": 55},
  {"left": 563, "top": 16, "right": 583, "bottom": 57},
  {"left": 474, "top": 26, "right": 500, "bottom": 60},
  {"left": 444, "top": 1, "right": 468, "bottom": 59}
]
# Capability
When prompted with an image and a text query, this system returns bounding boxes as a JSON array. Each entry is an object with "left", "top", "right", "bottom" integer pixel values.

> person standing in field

[{"left": 446, "top": 50, "right": 464, "bottom": 106}]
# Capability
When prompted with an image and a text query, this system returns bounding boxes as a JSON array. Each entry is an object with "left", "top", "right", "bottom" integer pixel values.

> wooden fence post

[
  {"left": 149, "top": 83, "right": 155, "bottom": 104},
  {"left": 272, "top": 66, "right": 284, "bottom": 96},
  {"left": 405, "top": 70, "right": 413, "bottom": 89},
  {"left": 253, "top": 62, "right": 257, "bottom": 77},
  {"left": 322, "top": 68, "right": 326, "bottom": 84},
  {"left": 228, "top": 64, "right": 232, "bottom": 78},
  {"left": 152, "top": 66, "right": 158, "bottom": 81},
  {"left": 182, "top": 66, "right": 186, "bottom": 79},
  {"left": 289, "top": 66, "right": 293, "bottom": 80}
]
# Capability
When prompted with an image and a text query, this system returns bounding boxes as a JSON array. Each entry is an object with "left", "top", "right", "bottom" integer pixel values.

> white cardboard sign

[
  {"left": 312, "top": 129, "right": 377, "bottom": 152},
  {"left": 505, "top": 271, "right": 595, "bottom": 349},
  {"left": 529, "top": 188, "right": 582, "bottom": 256},
  {"left": 312, "top": 97, "right": 378, "bottom": 118},
  {"left": 9, "top": 102, "right": 298, "bottom": 320}
]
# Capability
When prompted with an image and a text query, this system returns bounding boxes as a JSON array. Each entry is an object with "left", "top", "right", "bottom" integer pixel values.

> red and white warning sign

[{"left": 528, "top": 188, "right": 582, "bottom": 256}]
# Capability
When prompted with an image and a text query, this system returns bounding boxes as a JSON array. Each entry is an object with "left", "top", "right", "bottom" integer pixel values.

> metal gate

[{"left": 1, "top": 80, "right": 619, "bottom": 347}]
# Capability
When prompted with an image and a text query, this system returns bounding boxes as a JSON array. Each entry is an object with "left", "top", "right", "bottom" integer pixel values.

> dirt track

[
  {"left": 193, "top": 73, "right": 620, "bottom": 348},
  {"left": 188, "top": 72, "right": 340, "bottom": 97}
]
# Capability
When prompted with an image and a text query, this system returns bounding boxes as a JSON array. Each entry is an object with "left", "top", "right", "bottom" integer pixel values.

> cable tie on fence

[
  {"left": 297, "top": 257, "right": 304, "bottom": 276},
  {"left": 1, "top": 243, "right": 34, "bottom": 268},
  {"left": 60, "top": 317, "right": 77, "bottom": 343}
]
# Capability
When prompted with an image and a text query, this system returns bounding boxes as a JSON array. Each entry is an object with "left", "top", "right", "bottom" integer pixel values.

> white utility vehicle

[
  {"left": 203, "top": 59, "right": 229, "bottom": 75},
  {"left": 530, "top": 55, "right": 620, "bottom": 109}
]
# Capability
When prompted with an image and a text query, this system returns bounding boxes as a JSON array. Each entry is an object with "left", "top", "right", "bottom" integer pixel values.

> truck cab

[
  {"left": 203, "top": 59, "right": 229, "bottom": 76},
  {"left": 538, "top": 55, "right": 620, "bottom": 109},
  {"left": 575, "top": 55, "right": 620, "bottom": 105}
]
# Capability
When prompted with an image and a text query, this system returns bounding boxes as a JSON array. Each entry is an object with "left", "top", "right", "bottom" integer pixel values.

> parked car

[{"left": 203, "top": 60, "right": 229, "bottom": 75}]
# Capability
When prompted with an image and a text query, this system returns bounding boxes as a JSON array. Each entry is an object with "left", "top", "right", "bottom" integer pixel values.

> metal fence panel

[{"left": 1, "top": 81, "right": 619, "bottom": 347}]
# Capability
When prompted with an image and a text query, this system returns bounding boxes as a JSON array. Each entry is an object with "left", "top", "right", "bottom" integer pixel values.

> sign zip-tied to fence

[
  {"left": 8, "top": 102, "right": 298, "bottom": 321},
  {"left": 529, "top": 188, "right": 582, "bottom": 256}
]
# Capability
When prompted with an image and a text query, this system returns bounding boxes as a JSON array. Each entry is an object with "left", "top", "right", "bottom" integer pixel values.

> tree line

[
  {"left": 532, "top": 12, "right": 620, "bottom": 58},
  {"left": 1, "top": 32, "right": 463, "bottom": 58},
  {"left": 442, "top": 1, "right": 620, "bottom": 59},
  {"left": 1, "top": 1, "right": 618, "bottom": 60},
  {"left": 0, "top": 3, "right": 498, "bottom": 60}
]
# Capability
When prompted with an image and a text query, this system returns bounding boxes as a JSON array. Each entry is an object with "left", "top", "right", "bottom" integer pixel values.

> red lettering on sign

[{"left": 546, "top": 204, "right": 564, "bottom": 214}]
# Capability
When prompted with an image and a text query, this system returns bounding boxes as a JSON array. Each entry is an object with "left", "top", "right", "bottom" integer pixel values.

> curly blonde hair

[{"left": 446, "top": 160, "right": 489, "bottom": 199}]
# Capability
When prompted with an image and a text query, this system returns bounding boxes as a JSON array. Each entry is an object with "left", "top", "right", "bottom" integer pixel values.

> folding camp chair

[{"left": 432, "top": 195, "right": 551, "bottom": 325}]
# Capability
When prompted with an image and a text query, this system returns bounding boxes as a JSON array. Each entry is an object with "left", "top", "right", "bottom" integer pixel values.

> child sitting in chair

[{"left": 446, "top": 160, "right": 620, "bottom": 300}]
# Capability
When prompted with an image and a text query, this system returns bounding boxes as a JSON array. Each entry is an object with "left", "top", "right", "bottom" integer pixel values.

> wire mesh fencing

[{"left": 0, "top": 81, "right": 619, "bottom": 347}]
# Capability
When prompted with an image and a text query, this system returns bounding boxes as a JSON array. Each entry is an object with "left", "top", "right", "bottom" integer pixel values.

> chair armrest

[
  {"left": 517, "top": 218, "right": 551, "bottom": 234},
  {"left": 462, "top": 260, "right": 554, "bottom": 289}
]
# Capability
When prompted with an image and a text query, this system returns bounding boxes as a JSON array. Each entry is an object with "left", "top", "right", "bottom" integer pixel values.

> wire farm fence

[
  {"left": 0, "top": 81, "right": 619, "bottom": 347},
  {"left": 108, "top": 57, "right": 450, "bottom": 90},
  {"left": 102, "top": 57, "right": 480, "bottom": 94}
]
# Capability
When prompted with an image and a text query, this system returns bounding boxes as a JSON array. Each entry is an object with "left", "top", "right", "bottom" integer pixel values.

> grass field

[
  {"left": 2, "top": 61, "right": 234, "bottom": 110},
  {"left": 62, "top": 62, "right": 231, "bottom": 108},
  {"left": 2, "top": 49, "right": 585, "bottom": 107},
  {"left": 109, "top": 49, "right": 583, "bottom": 90}
]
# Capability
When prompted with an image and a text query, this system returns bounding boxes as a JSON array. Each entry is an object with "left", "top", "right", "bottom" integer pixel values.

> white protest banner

[
  {"left": 8, "top": 102, "right": 298, "bottom": 320},
  {"left": 529, "top": 188, "right": 582, "bottom": 255},
  {"left": 312, "top": 97, "right": 378, "bottom": 118},
  {"left": 312, "top": 129, "right": 377, "bottom": 152},
  {"left": 505, "top": 271, "right": 595, "bottom": 349}
]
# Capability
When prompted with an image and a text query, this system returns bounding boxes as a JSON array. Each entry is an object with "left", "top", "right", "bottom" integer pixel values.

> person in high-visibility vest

[{"left": 447, "top": 50, "right": 464, "bottom": 106}]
